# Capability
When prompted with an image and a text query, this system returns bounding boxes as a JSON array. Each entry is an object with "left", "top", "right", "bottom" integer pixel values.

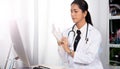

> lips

[{"left": 72, "top": 18, "right": 75, "bottom": 20}]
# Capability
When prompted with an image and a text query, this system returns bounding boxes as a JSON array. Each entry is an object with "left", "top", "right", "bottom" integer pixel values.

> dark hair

[{"left": 71, "top": 0, "right": 93, "bottom": 25}]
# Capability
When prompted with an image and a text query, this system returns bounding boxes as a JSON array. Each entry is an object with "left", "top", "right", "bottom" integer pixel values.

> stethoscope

[{"left": 68, "top": 23, "right": 89, "bottom": 44}]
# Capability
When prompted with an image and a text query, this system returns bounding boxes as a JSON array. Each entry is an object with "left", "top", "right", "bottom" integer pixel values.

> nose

[{"left": 71, "top": 12, "right": 74, "bottom": 18}]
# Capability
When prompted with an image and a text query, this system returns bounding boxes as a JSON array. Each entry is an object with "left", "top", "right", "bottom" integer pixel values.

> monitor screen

[{"left": 9, "top": 21, "right": 30, "bottom": 67}]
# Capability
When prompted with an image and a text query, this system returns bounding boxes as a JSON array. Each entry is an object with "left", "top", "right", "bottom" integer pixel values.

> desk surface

[{"left": 15, "top": 65, "right": 65, "bottom": 69}]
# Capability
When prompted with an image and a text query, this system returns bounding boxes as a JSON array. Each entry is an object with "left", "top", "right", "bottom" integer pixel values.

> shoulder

[{"left": 88, "top": 24, "right": 102, "bottom": 40}]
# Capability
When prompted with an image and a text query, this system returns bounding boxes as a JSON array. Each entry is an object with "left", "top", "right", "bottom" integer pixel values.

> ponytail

[{"left": 86, "top": 11, "right": 93, "bottom": 26}]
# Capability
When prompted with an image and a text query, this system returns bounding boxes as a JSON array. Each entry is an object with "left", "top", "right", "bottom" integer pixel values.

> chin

[
  {"left": 72, "top": 20, "right": 77, "bottom": 23},
  {"left": 73, "top": 21, "right": 78, "bottom": 24}
]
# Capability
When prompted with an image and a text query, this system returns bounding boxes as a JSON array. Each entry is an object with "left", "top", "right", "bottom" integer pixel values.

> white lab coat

[{"left": 58, "top": 23, "right": 103, "bottom": 69}]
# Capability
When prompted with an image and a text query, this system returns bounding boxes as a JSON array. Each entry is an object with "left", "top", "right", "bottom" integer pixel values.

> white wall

[
  {"left": 99, "top": 0, "right": 109, "bottom": 69},
  {"left": 0, "top": 0, "right": 14, "bottom": 68}
]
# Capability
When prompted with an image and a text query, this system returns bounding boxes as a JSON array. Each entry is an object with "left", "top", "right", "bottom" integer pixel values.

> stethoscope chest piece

[{"left": 85, "top": 38, "right": 88, "bottom": 44}]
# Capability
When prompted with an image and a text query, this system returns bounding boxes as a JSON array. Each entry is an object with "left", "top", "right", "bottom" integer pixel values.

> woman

[{"left": 57, "top": 0, "right": 103, "bottom": 69}]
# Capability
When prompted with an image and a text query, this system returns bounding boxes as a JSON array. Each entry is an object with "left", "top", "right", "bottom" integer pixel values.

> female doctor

[{"left": 57, "top": 0, "right": 103, "bottom": 69}]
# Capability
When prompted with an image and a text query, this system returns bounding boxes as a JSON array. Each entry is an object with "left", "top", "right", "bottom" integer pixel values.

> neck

[{"left": 76, "top": 19, "right": 86, "bottom": 29}]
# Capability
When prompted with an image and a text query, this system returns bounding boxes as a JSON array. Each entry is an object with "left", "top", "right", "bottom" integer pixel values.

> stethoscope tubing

[{"left": 68, "top": 23, "right": 89, "bottom": 44}]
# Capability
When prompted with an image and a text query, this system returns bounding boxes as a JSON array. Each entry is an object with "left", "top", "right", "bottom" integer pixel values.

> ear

[{"left": 83, "top": 11, "right": 87, "bottom": 17}]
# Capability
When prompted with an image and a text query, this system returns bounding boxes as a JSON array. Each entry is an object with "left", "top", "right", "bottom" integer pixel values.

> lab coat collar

[{"left": 74, "top": 23, "right": 87, "bottom": 34}]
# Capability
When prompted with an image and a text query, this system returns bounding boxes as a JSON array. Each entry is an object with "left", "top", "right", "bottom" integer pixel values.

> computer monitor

[{"left": 9, "top": 21, "right": 30, "bottom": 67}]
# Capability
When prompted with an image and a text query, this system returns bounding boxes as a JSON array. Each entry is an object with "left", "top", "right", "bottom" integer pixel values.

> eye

[
  {"left": 71, "top": 9, "right": 78, "bottom": 13},
  {"left": 71, "top": 10, "right": 72, "bottom": 13},
  {"left": 74, "top": 11, "right": 78, "bottom": 13}
]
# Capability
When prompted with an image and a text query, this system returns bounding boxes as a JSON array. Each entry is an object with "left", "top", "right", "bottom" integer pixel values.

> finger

[
  {"left": 57, "top": 41, "right": 61, "bottom": 46},
  {"left": 61, "top": 41, "right": 64, "bottom": 44}
]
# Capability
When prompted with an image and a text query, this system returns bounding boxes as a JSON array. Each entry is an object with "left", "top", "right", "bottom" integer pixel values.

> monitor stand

[{"left": 4, "top": 44, "right": 18, "bottom": 69}]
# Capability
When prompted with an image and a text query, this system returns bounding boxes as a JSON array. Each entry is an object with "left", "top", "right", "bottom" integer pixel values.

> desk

[{"left": 14, "top": 65, "right": 65, "bottom": 69}]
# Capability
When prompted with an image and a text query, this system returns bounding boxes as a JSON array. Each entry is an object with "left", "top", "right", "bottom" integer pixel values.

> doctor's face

[{"left": 71, "top": 4, "right": 86, "bottom": 24}]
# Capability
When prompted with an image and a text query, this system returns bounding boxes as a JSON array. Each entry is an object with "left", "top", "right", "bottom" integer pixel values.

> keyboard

[{"left": 33, "top": 65, "right": 50, "bottom": 69}]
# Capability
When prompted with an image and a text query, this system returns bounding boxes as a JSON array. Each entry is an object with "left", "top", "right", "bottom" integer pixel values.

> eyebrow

[{"left": 71, "top": 9, "right": 78, "bottom": 11}]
